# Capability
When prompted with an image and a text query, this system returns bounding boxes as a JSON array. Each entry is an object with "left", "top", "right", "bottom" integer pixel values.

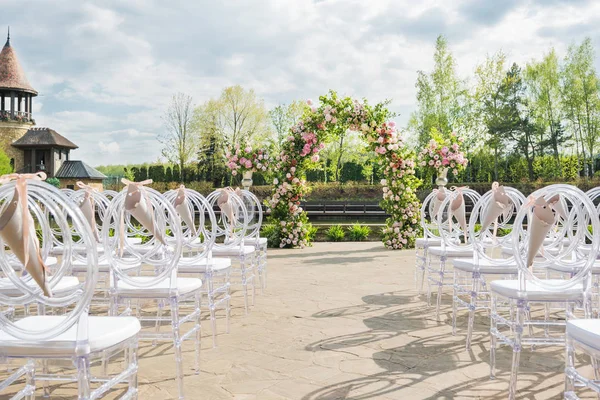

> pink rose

[
  {"left": 307, "top": 99, "right": 313, "bottom": 105},
  {"left": 311, "top": 154, "right": 319, "bottom": 162},
  {"left": 245, "top": 146, "right": 252, "bottom": 153}
]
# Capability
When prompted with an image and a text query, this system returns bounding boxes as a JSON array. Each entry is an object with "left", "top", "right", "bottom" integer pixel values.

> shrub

[
  {"left": 306, "top": 224, "right": 318, "bottom": 242},
  {"left": 46, "top": 177, "right": 60, "bottom": 188},
  {"left": 347, "top": 223, "right": 371, "bottom": 241},
  {"left": 326, "top": 225, "right": 345, "bottom": 242}
]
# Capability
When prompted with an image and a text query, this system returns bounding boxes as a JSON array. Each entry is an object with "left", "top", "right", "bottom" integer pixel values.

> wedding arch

[{"left": 265, "top": 91, "right": 422, "bottom": 249}]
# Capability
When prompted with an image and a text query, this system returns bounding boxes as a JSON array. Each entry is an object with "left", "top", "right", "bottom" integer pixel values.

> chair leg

[
  {"left": 42, "top": 358, "right": 50, "bottom": 397},
  {"left": 466, "top": 273, "right": 480, "bottom": 349},
  {"left": 452, "top": 270, "right": 458, "bottom": 335},
  {"left": 490, "top": 294, "right": 498, "bottom": 379},
  {"left": 25, "top": 360, "right": 35, "bottom": 400},
  {"left": 194, "top": 293, "right": 202, "bottom": 375},
  {"left": 76, "top": 356, "right": 91, "bottom": 400},
  {"left": 153, "top": 300, "right": 164, "bottom": 347},
  {"left": 240, "top": 255, "right": 249, "bottom": 314},
  {"left": 508, "top": 300, "right": 525, "bottom": 400},
  {"left": 564, "top": 336, "right": 576, "bottom": 397},
  {"left": 126, "top": 337, "right": 139, "bottom": 399},
  {"left": 435, "top": 257, "right": 446, "bottom": 320},
  {"left": 169, "top": 298, "right": 185, "bottom": 400}
]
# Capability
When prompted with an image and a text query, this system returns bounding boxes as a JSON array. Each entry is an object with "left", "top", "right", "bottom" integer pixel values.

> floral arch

[{"left": 266, "top": 91, "right": 422, "bottom": 249}]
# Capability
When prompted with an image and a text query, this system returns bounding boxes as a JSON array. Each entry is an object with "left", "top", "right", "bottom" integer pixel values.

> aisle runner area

[{"left": 1, "top": 243, "right": 575, "bottom": 399}]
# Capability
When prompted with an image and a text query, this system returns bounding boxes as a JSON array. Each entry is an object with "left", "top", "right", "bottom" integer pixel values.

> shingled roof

[
  {"left": 55, "top": 161, "right": 107, "bottom": 180},
  {"left": 0, "top": 29, "right": 37, "bottom": 95},
  {"left": 12, "top": 127, "right": 78, "bottom": 149}
]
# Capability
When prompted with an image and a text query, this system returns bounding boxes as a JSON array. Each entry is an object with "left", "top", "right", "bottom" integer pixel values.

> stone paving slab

[{"left": 1, "top": 242, "right": 597, "bottom": 399}]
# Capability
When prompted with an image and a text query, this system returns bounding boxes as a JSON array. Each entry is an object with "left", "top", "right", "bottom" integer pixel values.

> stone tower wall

[{"left": 0, "top": 121, "right": 32, "bottom": 171}]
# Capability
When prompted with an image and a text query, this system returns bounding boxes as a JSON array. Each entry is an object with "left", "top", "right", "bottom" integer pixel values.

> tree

[
  {"left": 173, "top": 165, "right": 181, "bottom": 182},
  {"left": 408, "top": 35, "right": 467, "bottom": 146},
  {"left": 159, "top": 93, "right": 198, "bottom": 182},
  {"left": 525, "top": 49, "right": 568, "bottom": 164},
  {"left": 0, "top": 148, "right": 12, "bottom": 175},
  {"left": 269, "top": 101, "right": 306, "bottom": 149},
  {"left": 473, "top": 51, "right": 508, "bottom": 179},
  {"left": 561, "top": 38, "right": 600, "bottom": 176},
  {"left": 165, "top": 166, "right": 173, "bottom": 182}
]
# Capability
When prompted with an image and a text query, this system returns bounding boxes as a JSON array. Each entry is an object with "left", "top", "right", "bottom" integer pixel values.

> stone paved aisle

[{"left": 2, "top": 242, "right": 588, "bottom": 399}]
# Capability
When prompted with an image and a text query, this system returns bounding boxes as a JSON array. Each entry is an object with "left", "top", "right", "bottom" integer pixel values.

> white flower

[{"left": 273, "top": 178, "right": 279, "bottom": 185}]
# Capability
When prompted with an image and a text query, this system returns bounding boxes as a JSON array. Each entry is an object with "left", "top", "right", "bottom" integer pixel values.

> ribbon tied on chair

[
  {"left": 120, "top": 178, "right": 166, "bottom": 254},
  {"left": 76, "top": 181, "right": 100, "bottom": 242},
  {"left": 481, "top": 182, "right": 511, "bottom": 239},
  {"left": 431, "top": 187, "right": 446, "bottom": 220},
  {"left": 523, "top": 195, "right": 561, "bottom": 270},
  {"left": 450, "top": 186, "right": 469, "bottom": 243},
  {"left": 174, "top": 185, "right": 197, "bottom": 236},
  {"left": 0, "top": 172, "right": 52, "bottom": 297}
]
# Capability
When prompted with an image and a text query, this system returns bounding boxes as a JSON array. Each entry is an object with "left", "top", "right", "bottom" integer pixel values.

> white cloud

[{"left": 98, "top": 141, "right": 120, "bottom": 154}]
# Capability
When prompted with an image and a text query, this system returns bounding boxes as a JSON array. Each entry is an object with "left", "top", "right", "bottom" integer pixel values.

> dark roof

[
  {"left": 12, "top": 127, "right": 78, "bottom": 149},
  {"left": 55, "top": 161, "right": 107, "bottom": 180},
  {"left": 0, "top": 29, "right": 37, "bottom": 95}
]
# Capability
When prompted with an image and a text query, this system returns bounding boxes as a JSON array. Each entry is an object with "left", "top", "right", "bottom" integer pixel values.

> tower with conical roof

[{"left": 0, "top": 27, "right": 37, "bottom": 171}]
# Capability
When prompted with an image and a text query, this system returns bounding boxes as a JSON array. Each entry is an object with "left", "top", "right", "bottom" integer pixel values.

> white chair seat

[
  {"left": 212, "top": 245, "right": 255, "bottom": 257},
  {"left": 0, "top": 316, "right": 140, "bottom": 357},
  {"left": 490, "top": 279, "right": 583, "bottom": 301},
  {"left": 71, "top": 257, "right": 142, "bottom": 273},
  {"left": 9, "top": 256, "right": 58, "bottom": 270},
  {"left": 428, "top": 246, "right": 473, "bottom": 258},
  {"left": 0, "top": 276, "right": 80, "bottom": 296},
  {"left": 52, "top": 244, "right": 105, "bottom": 255},
  {"left": 178, "top": 257, "right": 231, "bottom": 273},
  {"left": 244, "top": 237, "right": 268, "bottom": 246},
  {"left": 115, "top": 277, "right": 202, "bottom": 298},
  {"left": 452, "top": 257, "right": 517, "bottom": 274},
  {"left": 567, "top": 319, "right": 600, "bottom": 351},
  {"left": 548, "top": 260, "right": 600, "bottom": 275},
  {"left": 416, "top": 238, "right": 442, "bottom": 247}
]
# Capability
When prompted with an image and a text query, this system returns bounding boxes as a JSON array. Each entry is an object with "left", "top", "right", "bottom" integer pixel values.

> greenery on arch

[{"left": 265, "top": 91, "right": 422, "bottom": 249}]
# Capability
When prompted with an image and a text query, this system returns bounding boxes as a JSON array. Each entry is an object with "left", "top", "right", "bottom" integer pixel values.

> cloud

[
  {"left": 1, "top": 0, "right": 598, "bottom": 166},
  {"left": 98, "top": 141, "right": 120, "bottom": 154}
]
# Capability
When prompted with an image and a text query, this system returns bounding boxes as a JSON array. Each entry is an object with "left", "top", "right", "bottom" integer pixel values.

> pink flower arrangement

[
  {"left": 225, "top": 143, "right": 271, "bottom": 176},
  {"left": 417, "top": 131, "right": 468, "bottom": 176}
]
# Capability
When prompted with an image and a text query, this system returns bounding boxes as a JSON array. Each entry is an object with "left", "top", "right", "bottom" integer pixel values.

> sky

[{"left": 0, "top": 0, "right": 598, "bottom": 167}]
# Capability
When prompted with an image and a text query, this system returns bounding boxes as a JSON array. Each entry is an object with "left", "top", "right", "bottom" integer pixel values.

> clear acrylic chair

[
  {"left": 206, "top": 188, "right": 255, "bottom": 314},
  {"left": 564, "top": 319, "right": 600, "bottom": 399},
  {"left": 416, "top": 188, "right": 445, "bottom": 293},
  {"left": 0, "top": 175, "right": 140, "bottom": 400},
  {"left": 427, "top": 187, "right": 481, "bottom": 319},
  {"left": 237, "top": 189, "right": 267, "bottom": 291},
  {"left": 451, "top": 185, "right": 525, "bottom": 349},
  {"left": 102, "top": 180, "right": 201, "bottom": 400},
  {"left": 489, "top": 184, "right": 600, "bottom": 400},
  {"left": 69, "top": 186, "right": 142, "bottom": 309},
  {"left": 165, "top": 186, "right": 232, "bottom": 348}
]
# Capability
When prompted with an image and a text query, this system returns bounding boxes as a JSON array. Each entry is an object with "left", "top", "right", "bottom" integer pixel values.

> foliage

[
  {"left": 159, "top": 93, "right": 198, "bottom": 182},
  {"left": 0, "top": 148, "right": 12, "bottom": 175},
  {"left": 269, "top": 101, "right": 306, "bottom": 151},
  {"left": 325, "top": 225, "right": 345, "bottom": 242},
  {"left": 45, "top": 177, "right": 60, "bottom": 188},
  {"left": 265, "top": 91, "right": 422, "bottom": 249},
  {"left": 347, "top": 223, "right": 371, "bottom": 241}
]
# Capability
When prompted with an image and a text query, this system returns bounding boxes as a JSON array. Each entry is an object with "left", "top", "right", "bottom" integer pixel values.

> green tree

[
  {"left": 269, "top": 101, "right": 306, "bottom": 150},
  {"left": 0, "top": 148, "right": 12, "bottom": 175},
  {"left": 525, "top": 49, "right": 568, "bottom": 164},
  {"left": 165, "top": 166, "right": 173, "bottom": 182},
  {"left": 409, "top": 35, "right": 467, "bottom": 146},
  {"left": 561, "top": 38, "right": 600, "bottom": 176}
]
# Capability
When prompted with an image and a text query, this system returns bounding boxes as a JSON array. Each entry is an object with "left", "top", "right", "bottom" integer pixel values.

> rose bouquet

[
  {"left": 225, "top": 143, "right": 271, "bottom": 176},
  {"left": 418, "top": 131, "right": 468, "bottom": 177}
]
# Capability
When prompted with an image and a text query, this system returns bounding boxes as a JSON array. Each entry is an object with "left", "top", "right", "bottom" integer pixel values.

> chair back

[
  {"left": 102, "top": 183, "right": 182, "bottom": 289},
  {"left": 206, "top": 188, "right": 249, "bottom": 249},
  {"left": 511, "top": 184, "right": 599, "bottom": 299},
  {"left": 0, "top": 177, "right": 98, "bottom": 341},
  {"left": 436, "top": 187, "right": 481, "bottom": 248}
]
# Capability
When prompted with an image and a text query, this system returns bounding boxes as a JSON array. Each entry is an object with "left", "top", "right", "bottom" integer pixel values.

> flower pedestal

[
  {"left": 435, "top": 167, "right": 449, "bottom": 188},
  {"left": 242, "top": 171, "right": 253, "bottom": 191}
]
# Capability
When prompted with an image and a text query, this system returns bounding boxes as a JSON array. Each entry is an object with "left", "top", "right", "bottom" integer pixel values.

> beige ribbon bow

[{"left": 0, "top": 172, "right": 51, "bottom": 296}]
